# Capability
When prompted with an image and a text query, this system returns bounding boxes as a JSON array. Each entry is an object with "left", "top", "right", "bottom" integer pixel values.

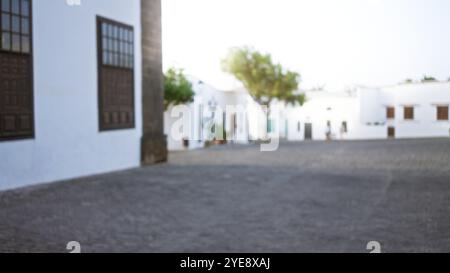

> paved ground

[{"left": 1, "top": 139, "right": 450, "bottom": 253}]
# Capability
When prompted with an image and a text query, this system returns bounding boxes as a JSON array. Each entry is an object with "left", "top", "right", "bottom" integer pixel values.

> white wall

[
  {"left": 365, "top": 82, "right": 450, "bottom": 139},
  {"left": 164, "top": 79, "right": 225, "bottom": 151},
  {"left": 0, "top": 0, "right": 142, "bottom": 190},
  {"left": 358, "top": 87, "right": 384, "bottom": 125},
  {"left": 164, "top": 79, "right": 256, "bottom": 151},
  {"left": 286, "top": 83, "right": 450, "bottom": 142},
  {"left": 286, "top": 92, "right": 363, "bottom": 141}
]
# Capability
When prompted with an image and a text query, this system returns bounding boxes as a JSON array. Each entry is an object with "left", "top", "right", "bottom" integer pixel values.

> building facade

[
  {"left": 0, "top": 0, "right": 166, "bottom": 190},
  {"left": 286, "top": 82, "right": 450, "bottom": 141},
  {"left": 164, "top": 78, "right": 261, "bottom": 151}
]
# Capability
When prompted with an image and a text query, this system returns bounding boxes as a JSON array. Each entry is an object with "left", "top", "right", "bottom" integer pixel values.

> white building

[
  {"left": 0, "top": 0, "right": 166, "bottom": 190},
  {"left": 286, "top": 82, "right": 450, "bottom": 141},
  {"left": 164, "top": 79, "right": 266, "bottom": 151}
]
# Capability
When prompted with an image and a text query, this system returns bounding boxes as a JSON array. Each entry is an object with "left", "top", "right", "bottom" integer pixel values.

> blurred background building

[{"left": 285, "top": 82, "right": 450, "bottom": 141}]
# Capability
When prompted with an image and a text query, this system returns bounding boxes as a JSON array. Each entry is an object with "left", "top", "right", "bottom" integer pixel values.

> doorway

[
  {"left": 388, "top": 127, "right": 395, "bottom": 139},
  {"left": 304, "top": 123, "right": 313, "bottom": 140}
]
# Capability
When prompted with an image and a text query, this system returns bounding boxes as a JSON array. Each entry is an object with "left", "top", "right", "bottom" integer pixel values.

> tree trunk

[{"left": 141, "top": 0, "right": 168, "bottom": 164}]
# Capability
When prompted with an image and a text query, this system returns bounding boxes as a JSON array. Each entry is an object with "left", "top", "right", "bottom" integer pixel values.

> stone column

[{"left": 141, "top": 0, "right": 168, "bottom": 164}]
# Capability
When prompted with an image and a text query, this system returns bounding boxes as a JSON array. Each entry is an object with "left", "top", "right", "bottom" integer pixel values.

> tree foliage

[
  {"left": 164, "top": 68, "right": 195, "bottom": 110},
  {"left": 221, "top": 47, "right": 305, "bottom": 107},
  {"left": 421, "top": 75, "right": 437, "bottom": 83}
]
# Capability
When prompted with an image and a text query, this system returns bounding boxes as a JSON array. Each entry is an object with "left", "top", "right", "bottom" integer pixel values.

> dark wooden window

[
  {"left": 437, "top": 106, "right": 449, "bottom": 121},
  {"left": 386, "top": 106, "right": 395, "bottom": 119},
  {"left": 404, "top": 106, "right": 414, "bottom": 120},
  {"left": 97, "top": 17, "right": 134, "bottom": 131},
  {"left": 0, "top": 0, "right": 33, "bottom": 140}
]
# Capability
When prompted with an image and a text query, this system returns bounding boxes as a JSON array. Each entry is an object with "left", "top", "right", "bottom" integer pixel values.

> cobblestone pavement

[{"left": 1, "top": 139, "right": 450, "bottom": 253}]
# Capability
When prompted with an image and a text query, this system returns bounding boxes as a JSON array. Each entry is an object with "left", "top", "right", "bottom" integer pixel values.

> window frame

[
  {"left": 386, "top": 106, "right": 395, "bottom": 120},
  {"left": 1, "top": 0, "right": 32, "bottom": 54},
  {"left": 0, "top": 0, "right": 34, "bottom": 141},
  {"left": 403, "top": 106, "right": 415, "bottom": 120},
  {"left": 436, "top": 105, "right": 449, "bottom": 121},
  {"left": 96, "top": 16, "right": 135, "bottom": 132}
]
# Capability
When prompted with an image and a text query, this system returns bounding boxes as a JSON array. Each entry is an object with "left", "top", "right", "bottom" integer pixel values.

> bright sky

[{"left": 162, "top": 0, "right": 450, "bottom": 91}]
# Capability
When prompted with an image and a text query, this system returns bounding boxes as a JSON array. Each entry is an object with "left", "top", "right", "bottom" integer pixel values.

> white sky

[{"left": 162, "top": 0, "right": 450, "bottom": 91}]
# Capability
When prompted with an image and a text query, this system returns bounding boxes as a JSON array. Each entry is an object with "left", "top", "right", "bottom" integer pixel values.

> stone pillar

[{"left": 141, "top": 0, "right": 168, "bottom": 164}]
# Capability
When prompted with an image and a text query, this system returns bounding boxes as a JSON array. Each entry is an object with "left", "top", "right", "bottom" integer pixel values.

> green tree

[
  {"left": 421, "top": 75, "right": 437, "bottom": 83},
  {"left": 221, "top": 47, "right": 305, "bottom": 111},
  {"left": 164, "top": 68, "right": 195, "bottom": 110}
]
